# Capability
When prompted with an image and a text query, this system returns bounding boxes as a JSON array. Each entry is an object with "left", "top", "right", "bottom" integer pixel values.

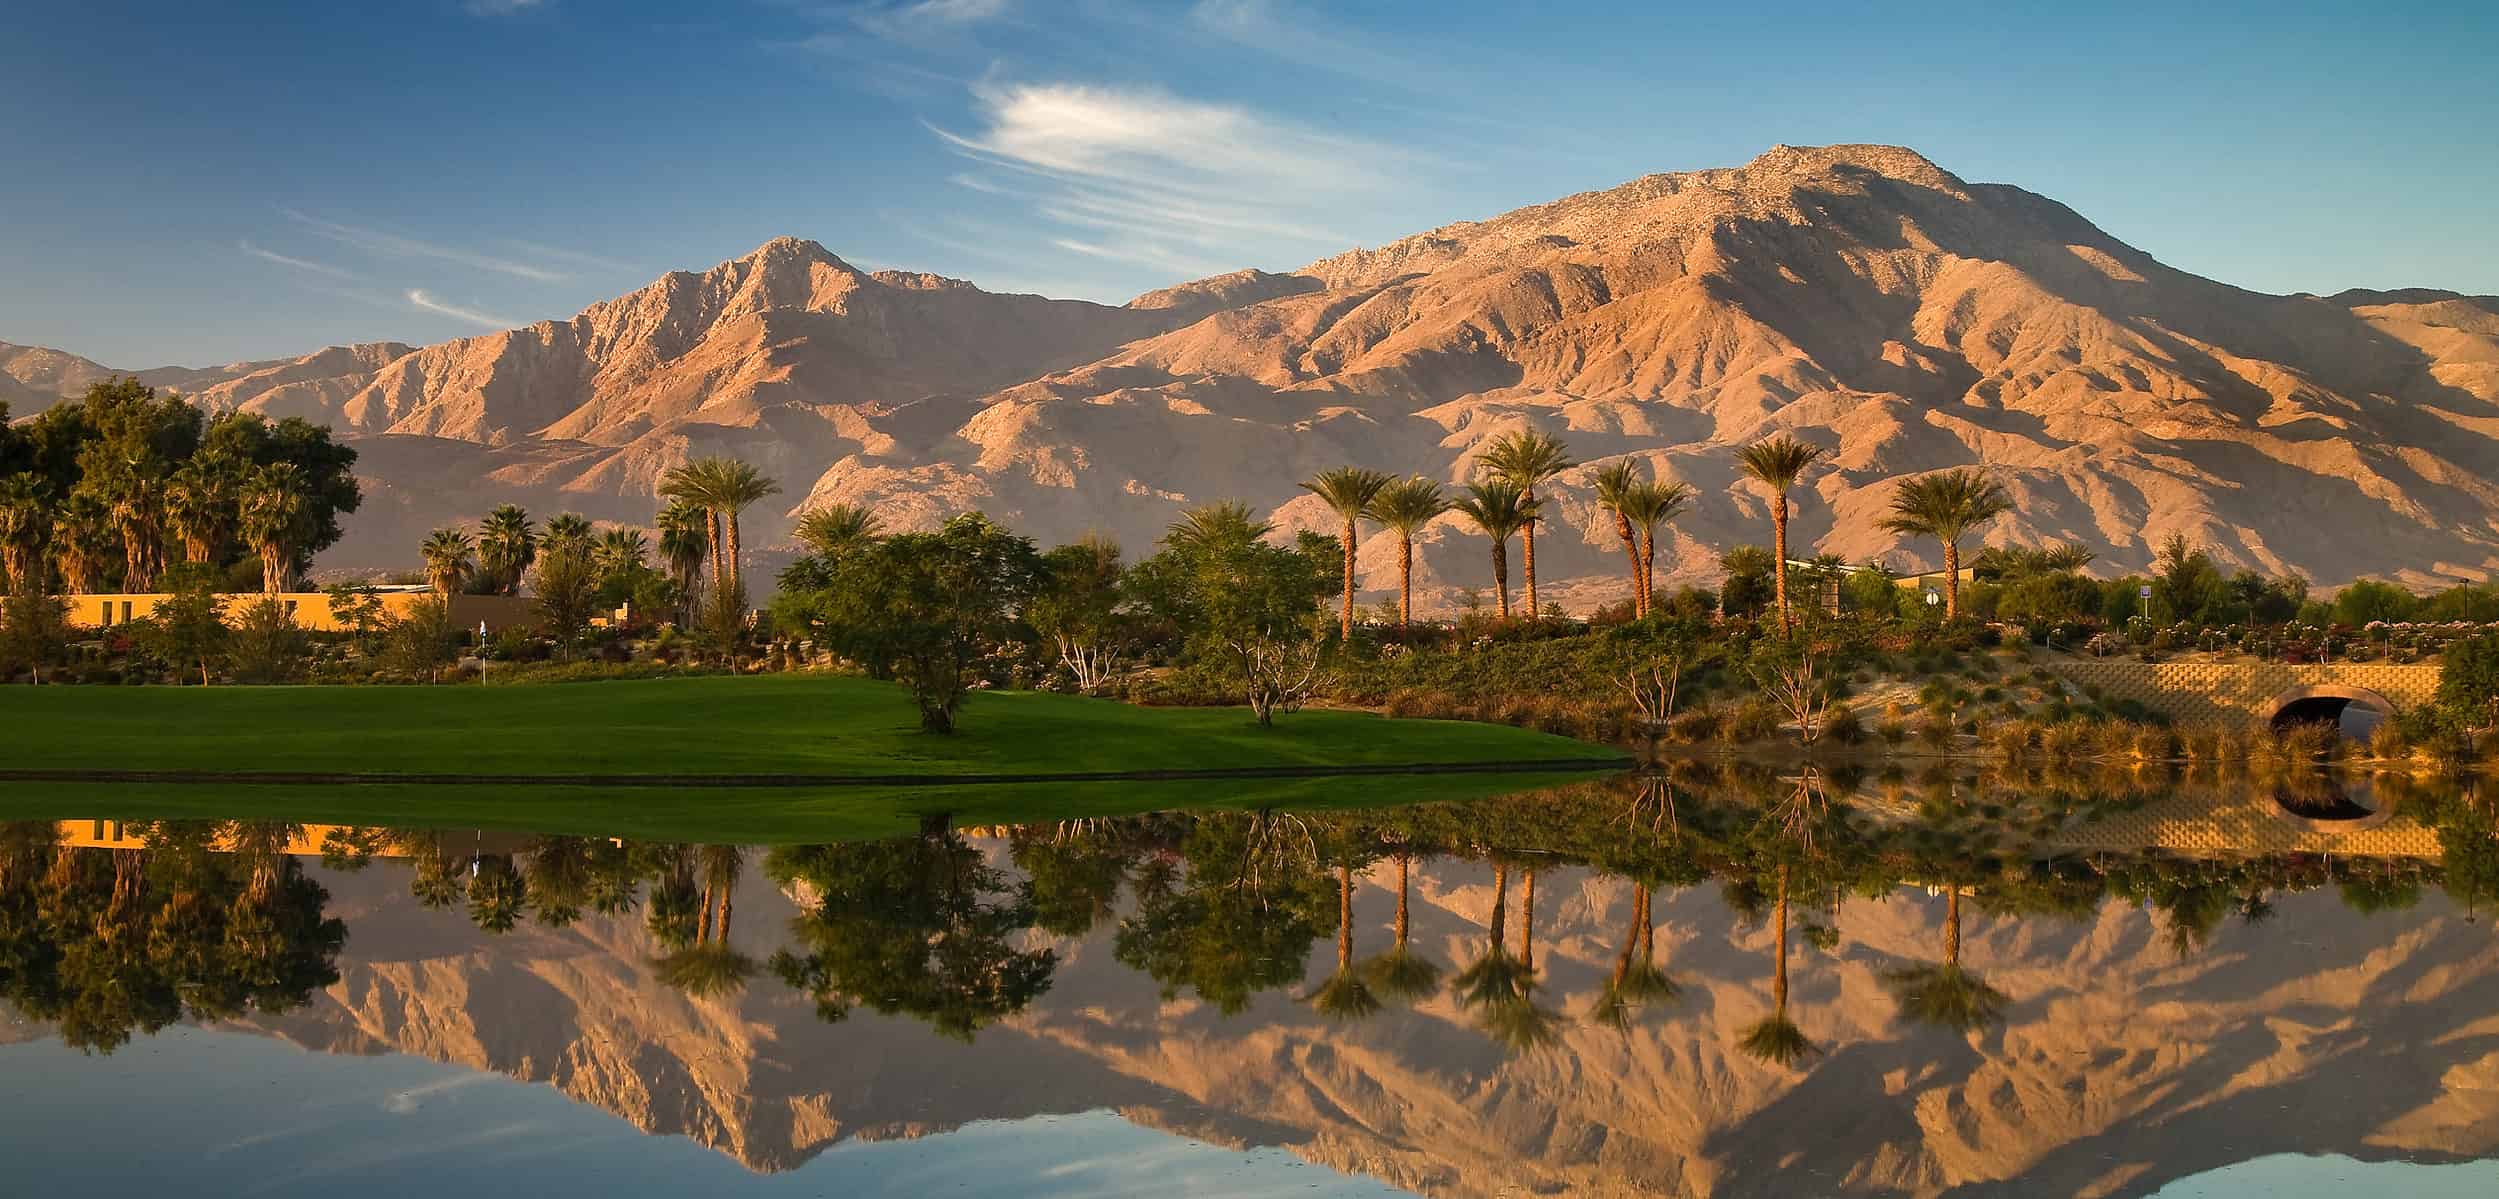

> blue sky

[{"left": 3, "top": 0, "right": 2493, "bottom": 367}]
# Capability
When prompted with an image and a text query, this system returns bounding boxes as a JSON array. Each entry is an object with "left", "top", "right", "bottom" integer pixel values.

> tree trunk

[
  {"left": 1487, "top": 863, "right": 1510, "bottom": 952},
  {"left": 1638, "top": 527, "right": 1656, "bottom": 618},
  {"left": 1943, "top": 538, "right": 1961, "bottom": 622},
  {"left": 1773, "top": 866, "right": 1790, "bottom": 1013},
  {"left": 1521, "top": 492, "right": 1539, "bottom": 619},
  {"left": 1613, "top": 510, "right": 1641, "bottom": 617},
  {"left": 1339, "top": 516, "right": 1357, "bottom": 640},
  {"left": 1519, "top": 868, "right": 1537, "bottom": 974},
  {"left": 1772, "top": 495, "right": 1791, "bottom": 632},
  {"left": 1398, "top": 536, "right": 1414, "bottom": 629},
  {"left": 1394, "top": 854, "right": 1411, "bottom": 948},
  {"left": 1492, "top": 540, "right": 1511, "bottom": 619},
  {"left": 1337, "top": 866, "right": 1354, "bottom": 972},
  {"left": 724, "top": 512, "right": 744, "bottom": 603},
  {"left": 1944, "top": 888, "right": 1961, "bottom": 969}
]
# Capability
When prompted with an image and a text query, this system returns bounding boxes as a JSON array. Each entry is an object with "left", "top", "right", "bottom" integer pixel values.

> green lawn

[{"left": 0, "top": 674, "right": 1614, "bottom": 780}]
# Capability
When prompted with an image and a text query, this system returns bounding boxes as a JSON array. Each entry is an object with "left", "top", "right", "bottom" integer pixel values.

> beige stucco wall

[
  {"left": 66, "top": 591, "right": 534, "bottom": 633},
  {"left": 2047, "top": 659, "right": 2443, "bottom": 731}
]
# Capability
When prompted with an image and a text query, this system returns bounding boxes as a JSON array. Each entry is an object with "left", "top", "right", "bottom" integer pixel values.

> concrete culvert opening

[{"left": 2267, "top": 687, "right": 2394, "bottom": 743}]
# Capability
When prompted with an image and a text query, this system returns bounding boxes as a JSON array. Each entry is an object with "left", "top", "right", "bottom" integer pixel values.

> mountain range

[{"left": 11, "top": 144, "right": 2499, "bottom": 605}]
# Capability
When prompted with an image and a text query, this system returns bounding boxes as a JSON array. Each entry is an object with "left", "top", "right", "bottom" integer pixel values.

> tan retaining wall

[{"left": 2047, "top": 659, "right": 2442, "bottom": 731}]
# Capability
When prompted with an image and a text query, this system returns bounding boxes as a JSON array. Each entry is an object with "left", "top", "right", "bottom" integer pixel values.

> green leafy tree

[
  {"left": 1028, "top": 534, "right": 1129, "bottom": 694},
  {"left": 789, "top": 513, "right": 1043, "bottom": 732},
  {"left": 226, "top": 597, "right": 309, "bottom": 684},
  {"left": 2436, "top": 633, "right": 2499, "bottom": 729},
  {"left": 380, "top": 593, "right": 459, "bottom": 683},
  {"left": 1718, "top": 545, "right": 1776, "bottom": 619},
  {"left": 140, "top": 570, "right": 228, "bottom": 684},
  {"left": 530, "top": 540, "right": 602, "bottom": 657},
  {"left": 0, "top": 588, "right": 72, "bottom": 683},
  {"left": 322, "top": 583, "right": 386, "bottom": 653},
  {"left": 2149, "top": 535, "right": 2230, "bottom": 625},
  {"left": 2333, "top": 578, "right": 2419, "bottom": 626},
  {"left": 1140, "top": 503, "right": 1334, "bottom": 725}
]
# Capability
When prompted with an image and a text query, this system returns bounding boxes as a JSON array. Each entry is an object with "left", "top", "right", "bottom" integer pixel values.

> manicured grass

[
  {"left": 0, "top": 770, "right": 1590, "bottom": 844},
  {"left": 0, "top": 675, "right": 1612, "bottom": 779}
]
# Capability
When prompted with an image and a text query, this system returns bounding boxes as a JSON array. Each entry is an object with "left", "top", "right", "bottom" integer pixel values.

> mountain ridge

[{"left": 12, "top": 144, "right": 2499, "bottom": 600}]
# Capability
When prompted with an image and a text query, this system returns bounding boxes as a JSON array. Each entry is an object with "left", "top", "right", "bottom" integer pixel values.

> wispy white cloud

[
  {"left": 465, "top": 0, "right": 545, "bottom": 16},
  {"left": 502, "top": 238, "right": 637, "bottom": 276},
  {"left": 406, "top": 289, "right": 521, "bottom": 330},
  {"left": 285, "top": 209, "right": 569, "bottom": 282},
  {"left": 930, "top": 81, "right": 1418, "bottom": 277},
  {"left": 239, "top": 240, "right": 354, "bottom": 279}
]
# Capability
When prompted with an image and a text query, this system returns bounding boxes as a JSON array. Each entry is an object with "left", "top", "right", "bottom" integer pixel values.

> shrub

[
  {"left": 2039, "top": 722, "right": 2088, "bottom": 760},
  {"left": 1823, "top": 704, "right": 1864, "bottom": 745},
  {"left": 1876, "top": 719, "right": 1909, "bottom": 748},
  {"left": 1914, "top": 716, "right": 1956, "bottom": 750},
  {"left": 1725, "top": 703, "right": 1784, "bottom": 744}
]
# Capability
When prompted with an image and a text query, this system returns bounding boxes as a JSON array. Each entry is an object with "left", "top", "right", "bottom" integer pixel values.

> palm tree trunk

[
  {"left": 1487, "top": 862, "right": 1510, "bottom": 952},
  {"left": 1394, "top": 853, "right": 1411, "bottom": 948},
  {"left": 705, "top": 510, "right": 727, "bottom": 604},
  {"left": 1337, "top": 865, "right": 1354, "bottom": 972},
  {"left": 1944, "top": 888, "right": 1961, "bottom": 969},
  {"left": 1943, "top": 538, "right": 1961, "bottom": 622},
  {"left": 1772, "top": 495, "right": 1792, "bottom": 632},
  {"left": 1519, "top": 868, "right": 1536, "bottom": 974},
  {"left": 1339, "top": 515, "right": 1357, "bottom": 640},
  {"left": 1638, "top": 527, "right": 1656, "bottom": 618},
  {"left": 697, "top": 882, "right": 714, "bottom": 946},
  {"left": 1521, "top": 494, "right": 1539, "bottom": 618},
  {"left": 1397, "top": 536, "right": 1414, "bottom": 629},
  {"left": 1773, "top": 866, "right": 1791, "bottom": 1014},
  {"left": 1612, "top": 510, "right": 1640, "bottom": 616},
  {"left": 1612, "top": 885, "right": 1642, "bottom": 985},
  {"left": 717, "top": 888, "right": 734, "bottom": 946},
  {"left": 1637, "top": 884, "right": 1655, "bottom": 961},
  {"left": 724, "top": 511, "right": 744, "bottom": 602},
  {"left": 1492, "top": 541, "right": 1511, "bottom": 619}
]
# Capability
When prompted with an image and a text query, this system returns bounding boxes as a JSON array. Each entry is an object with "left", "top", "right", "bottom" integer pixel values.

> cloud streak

[
  {"left": 285, "top": 209, "right": 570, "bottom": 282},
  {"left": 406, "top": 289, "right": 521, "bottom": 330},
  {"left": 240, "top": 240, "right": 355, "bottom": 279},
  {"left": 930, "top": 81, "right": 1423, "bottom": 283}
]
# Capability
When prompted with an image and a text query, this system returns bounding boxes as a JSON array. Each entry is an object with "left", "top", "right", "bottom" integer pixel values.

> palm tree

[
  {"left": 1878, "top": 468, "right": 2014, "bottom": 621},
  {"left": 420, "top": 528, "right": 477, "bottom": 596},
  {"left": 656, "top": 843, "right": 758, "bottom": 998},
  {"left": 1299, "top": 467, "right": 1392, "bottom": 640},
  {"left": 1883, "top": 887, "right": 2009, "bottom": 1032},
  {"left": 793, "top": 503, "right": 884, "bottom": 558},
  {"left": 163, "top": 455, "right": 236, "bottom": 566},
  {"left": 238, "top": 463, "right": 307, "bottom": 594},
  {"left": 659, "top": 457, "right": 781, "bottom": 603},
  {"left": 1365, "top": 476, "right": 1447, "bottom": 629},
  {"left": 95, "top": 461, "right": 165, "bottom": 593},
  {"left": 1452, "top": 861, "right": 1565, "bottom": 1052},
  {"left": 52, "top": 492, "right": 112, "bottom": 595},
  {"left": 1622, "top": 480, "right": 1694, "bottom": 618},
  {"left": 1450, "top": 480, "right": 1537, "bottom": 619},
  {"left": 1478, "top": 431, "right": 1573, "bottom": 618},
  {"left": 1735, "top": 435, "right": 1828, "bottom": 632},
  {"left": 1360, "top": 851, "right": 1443, "bottom": 1001},
  {"left": 0, "top": 476, "right": 51, "bottom": 593},
  {"left": 1592, "top": 462, "right": 1647, "bottom": 615},
  {"left": 1306, "top": 864, "right": 1381, "bottom": 1021},
  {"left": 1591, "top": 882, "right": 1677, "bottom": 1031},
  {"left": 543, "top": 512, "right": 595, "bottom": 552},
  {"left": 478, "top": 504, "right": 536, "bottom": 596},
  {"left": 1165, "top": 500, "right": 1272, "bottom": 551},
  {"left": 656, "top": 499, "right": 709, "bottom": 625},
  {"left": 1738, "top": 864, "right": 1816, "bottom": 1067},
  {"left": 593, "top": 528, "right": 649, "bottom": 578}
]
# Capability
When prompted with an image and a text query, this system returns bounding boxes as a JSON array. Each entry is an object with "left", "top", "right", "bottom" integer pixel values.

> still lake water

[{"left": 4, "top": 768, "right": 2498, "bottom": 1197}]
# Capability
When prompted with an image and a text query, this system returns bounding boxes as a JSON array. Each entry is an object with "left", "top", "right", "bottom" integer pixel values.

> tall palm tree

[
  {"left": 478, "top": 504, "right": 537, "bottom": 597},
  {"left": 543, "top": 512, "right": 595, "bottom": 553},
  {"left": 656, "top": 499, "right": 709, "bottom": 625},
  {"left": 1736, "top": 435, "right": 1827, "bottom": 631},
  {"left": 1591, "top": 882, "right": 1676, "bottom": 1031},
  {"left": 238, "top": 463, "right": 308, "bottom": 595},
  {"left": 1165, "top": 500, "right": 1271, "bottom": 551},
  {"left": 163, "top": 455, "right": 237, "bottom": 567},
  {"left": 593, "top": 527, "right": 649, "bottom": 578},
  {"left": 0, "top": 476, "right": 52, "bottom": 593},
  {"left": 1452, "top": 860, "right": 1564, "bottom": 1052},
  {"left": 793, "top": 503, "right": 884, "bottom": 558},
  {"left": 1878, "top": 468, "right": 2014, "bottom": 621},
  {"left": 1360, "top": 851, "right": 1443, "bottom": 1001},
  {"left": 1622, "top": 480, "right": 1694, "bottom": 618},
  {"left": 1450, "top": 480, "right": 1537, "bottom": 619},
  {"left": 1365, "top": 476, "right": 1447, "bottom": 629},
  {"left": 420, "top": 528, "right": 477, "bottom": 596},
  {"left": 659, "top": 457, "right": 781, "bottom": 603},
  {"left": 52, "top": 491, "right": 112, "bottom": 594},
  {"left": 1478, "top": 431, "right": 1573, "bottom": 618},
  {"left": 1300, "top": 467, "right": 1392, "bottom": 639},
  {"left": 1307, "top": 864, "right": 1381, "bottom": 1021},
  {"left": 96, "top": 461, "right": 165, "bottom": 592},
  {"left": 1592, "top": 462, "right": 1647, "bottom": 615},
  {"left": 1883, "top": 887, "right": 2009, "bottom": 1033},
  {"left": 1738, "top": 864, "right": 1815, "bottom": 1067}
]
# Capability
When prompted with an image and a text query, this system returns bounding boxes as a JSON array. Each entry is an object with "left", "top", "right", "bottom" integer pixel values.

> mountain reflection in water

[{"left": 5, "top": 764, "right": 2499, "bottom": 1198}]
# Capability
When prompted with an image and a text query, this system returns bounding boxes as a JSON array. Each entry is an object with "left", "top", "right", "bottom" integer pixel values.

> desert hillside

[{"left": 13, "top": 145, "right": 2499, "bottom": 604}]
